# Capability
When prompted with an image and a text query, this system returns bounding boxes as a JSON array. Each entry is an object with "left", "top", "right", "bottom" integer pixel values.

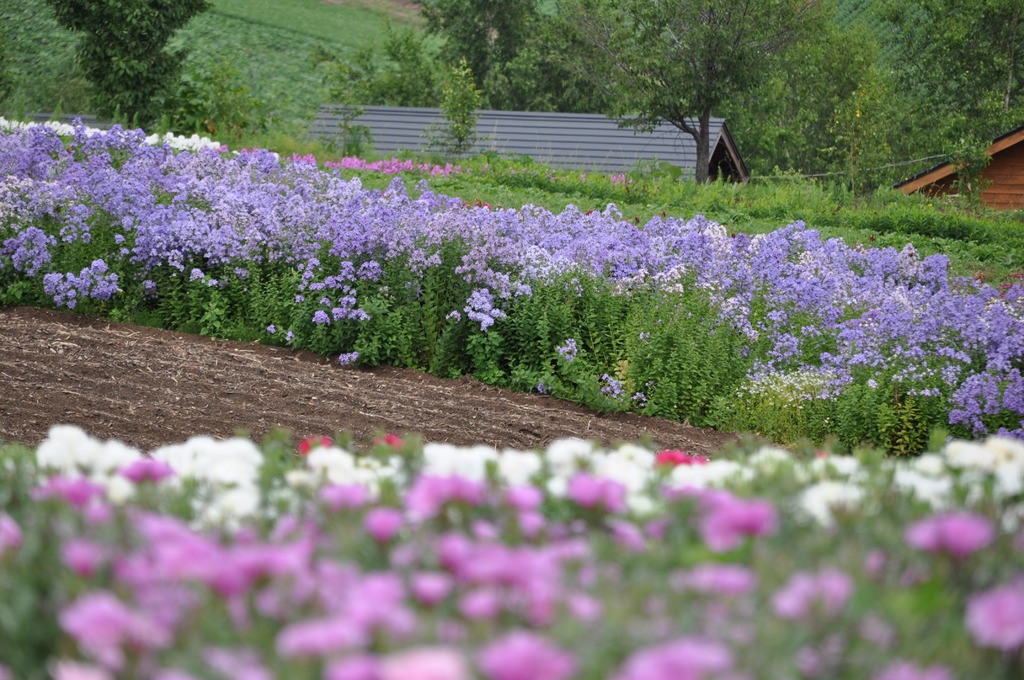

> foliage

[
  {"left": 167, "top": 57, "right": 267, "bottom": 140},
  {"left": 0, "top": 29, "right": 14, "bottom": 106},
  {"left": 42, "top": 0, "right": 211, "bottom": 126},
  {"left": 425, "top": 59, "right": 482, "bottom": 158},
  {"left": 943, "top": 135, "right": 994, "bottom": 206},
  {"left": 422, "top": 0, "right": 539, "bottom": 92}
]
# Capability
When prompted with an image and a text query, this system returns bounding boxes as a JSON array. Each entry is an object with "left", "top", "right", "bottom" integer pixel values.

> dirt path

[{"left": 0, "top": 306, "right": 740, "bottom": 455}]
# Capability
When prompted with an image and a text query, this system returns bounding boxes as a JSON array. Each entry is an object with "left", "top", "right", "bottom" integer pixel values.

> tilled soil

[{"left": 0, "top": 305, "right": 740, "bottom": 455}]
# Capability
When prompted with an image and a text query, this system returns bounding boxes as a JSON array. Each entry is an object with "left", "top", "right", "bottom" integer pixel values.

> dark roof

[
  {"left": 894, "top": 122, "right": 1024, "bottom": 192},
  {"left": 309, "top": 105, "right": 748, "bottom": 180}
]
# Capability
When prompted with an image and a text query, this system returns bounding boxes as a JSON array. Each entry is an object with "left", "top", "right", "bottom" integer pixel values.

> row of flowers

[
  {"left": 1, "top": 426, "right": 1023, "bottom": 679},
  {"left": 0, "top": 120, "right": 1022, "bottom": 445}
]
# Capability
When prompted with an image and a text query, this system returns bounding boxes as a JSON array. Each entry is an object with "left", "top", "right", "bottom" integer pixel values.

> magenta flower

[
  {"left": 698, "top": 492, "right": 778, "bottom": 553},
  {"left": 406, "top": 475, "right": 486, "bottom": 520},
  {"left": 365, "top": 507, "right": 404, "bottom": 543},
  {"left": 51, "top": 661, "right": 113, "bottom": 680},
  {"left": 0, "top": 513, "right": 22, "bottom": 558},
  {"left": 478, "top": 630, "right": 575, "bottom": 680},
  {"left": 506, "top": 484, "right": 544, "bottom": 511},
  {"left": 772, "top": 568, "right": 854, "bottom": 622},
  {"left": 609, "top": 519, "right": 647, "bottom": 552},
  {"left": 118, "top": 458, "right": 176, "bottom": 483},
  {"left": 965, "top": 581, "right": 1024, "bottom": 651},
  {"left": 873, "top": 660, "right": 955, "bottom": 680},
  {"left": 613, "top": 636, "right": 733, "bottom": 680},
  {"left": 684, "top": 564, "right": 758, "bottom": 597},
  {"left": 459, "top": 588, "right": 502, "bottom": 620},
  {"left": 379, "top": 646, "right": 468, "bottom": 680},
  {"left": 904, "top": 511, "right": 995, "bottom": 559}
]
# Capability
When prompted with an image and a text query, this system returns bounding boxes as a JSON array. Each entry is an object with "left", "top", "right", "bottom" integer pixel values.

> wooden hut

[{"left": 895, "top": 124, "right": 1024, "bottom": 210}]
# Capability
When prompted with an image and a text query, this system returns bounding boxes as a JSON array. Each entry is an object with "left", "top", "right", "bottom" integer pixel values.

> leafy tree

[
  {"left": 42, "top": 0, "right": 210, "bottom": 126},
  {"left": 422, "top": 0, "right": 538, "bottom": 92},
  {"left": 425, "top": 58, "right": 482, "bottom": 158},
  {"left": 554, "top": 0, "right": 820, "bottom": 183},
  {"left": 876, "top": 0, "right": 1024, "bottom": 142},
  {"left": 168, "top": 58, "right": 267, "bottom": 141}
]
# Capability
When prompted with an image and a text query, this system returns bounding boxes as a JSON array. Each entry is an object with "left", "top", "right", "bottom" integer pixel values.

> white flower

[
  {"left": 306, "top": 446, "right": 359, "bottom": 483},
  {"left": 911, "top": 453, "right": 948, "bottom": 477},
  {"left": 669, "top": 459, "right": 751, "bottom": 490},
  {"left": 983, "top": 436, "right": 1024, "bottom": 470},
  {"left": 746, "top": 446, "right": 793, "bottom": 473},
  {"left": 892, "top": 467, "right": 952, "bottom": 509},
  {"left": 285, "top": 469, "right": 318, "bottom": 490},
  {"left": 809, "top": 455, "right": 862, "bottom": 479},
  {"left": 797, "top": 480, "right": 865, "bottom": 527},
  {"left": 497, "top": 449, "right": 543, "bottom": 486},
  {"left": 627, "top": 491, "right": 658, "bottom": 516},
  {"left": 422, "top": 443, "right": 496, "bottom": 481},
  {"left": 196, "top": 485, "right": 261, "bottom": 529},
  {"left": 545, "top": 438, "right": 596, "bottom": 476},
  {"left": 613, "top": 443, "right": 656, "bottom": 468},
  {"left": 593, "top": 452, "right": 650, "bottom": 494},
  {"left": 944, "top": 440, "right": 997, "bottom": 471}
]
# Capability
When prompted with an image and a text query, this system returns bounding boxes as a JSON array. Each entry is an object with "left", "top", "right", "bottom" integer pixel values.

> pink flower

[
  {"left": 506, "top": 484, "right": 543, "bottom": 511},
  {"left": 405, "top": 475, "right": 486, "bottom": 520},
  {"left": 567, "top": 473, "right": 627, "bottom": 513},
  {"left": 276, "top": 616, "right": 367, "bottom": 657},
  {"left": 380, "top": 647, "right": 468, "bottom": 680},
  {"left": 59, "top": 591, "right": 171, "bottom": 669},
  {"left": 32, "top": 477, "right": 106, "bottom": 508},
  {"left": 613, "top": 637, "right": 733, "bottom": 680},
  {"left": 411, "top": 571, "right": 454, "bottom": 607},
  {"left": 609, "top": 519, "right": 647, "bottom": 552},
  {"left": 321, "top": 483, "right": 371, "bottom": 510},
  {"left": 0, "top": 513, "right": 22, "bottom": 558},
  {"left": 873, "top": 660, "right": 955, "bottom": 680},
  {"left": 698, "top": 491, "right": 778, "bottom": 553},
  {"left": 52, "top": 661, "right": 113, "bottom": 680},
  {"left": 904, "top": 511, "right": 995, "bottom": 559},
  {"left": 118, "top": 458, "right": 175, "bottom": 483},
  {"left": 459, "top": 588, "right": 502, "bottom": 620},
  {"left": 298, "top": 435, "right": 333, "bottom": 456},
  {"left": 365, "top": 507, "right": 404, "bottom": 543},
  {"left": 326, "top": 655, "right": 382, "bottom": 680},
  {"left": 772, "top": 568, "right": 854, "bottom": 622},
  {"left": 478, "top": 630, "right": 575, "bottom": 680},
  {"left": 684, "top": 564, "right": 758, "bottom": 597},
  {"left": 965, "top": 581, "right": 1024, "bottom": 650},
  {"left": 62, "top": 539, "right": 106, "bottom": 578}
]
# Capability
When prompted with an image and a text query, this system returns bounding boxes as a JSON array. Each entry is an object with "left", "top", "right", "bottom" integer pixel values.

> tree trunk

[{"left": 694, "top": 111, "right": 712, "bottom": 184}]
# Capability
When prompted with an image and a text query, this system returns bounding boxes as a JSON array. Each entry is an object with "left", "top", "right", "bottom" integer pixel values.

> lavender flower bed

[
  {"left": 1, "top": 121, "right": 1022, "bottom": 447},
  {"left": 1, "top": 427, "right": 1023, "bottom": 679}
]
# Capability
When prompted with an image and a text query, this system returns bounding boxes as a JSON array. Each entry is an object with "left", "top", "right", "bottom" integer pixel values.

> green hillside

[{"left": 1, "top": 0, "right": 422, "bottom": 134}]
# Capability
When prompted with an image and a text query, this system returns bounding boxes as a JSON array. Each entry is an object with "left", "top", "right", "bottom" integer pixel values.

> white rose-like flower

[
  {"left": 614, "top": 443, "right": 656, "bottom": 468},
  {"left": 422, "top": 443, "right": 496, "bottom": 481},
  {"left": 196, "top": 485, "right": 261, "bottom": 529},
  {"left": 36, "top": 425, "right": 105, "bottom": 475},
  {"left": 669, "top": 459, "right": 751, "bottom": 490},
  {"left": 809, "top": 455, "right": 862, "bottom": 479},
  {"left": 285, "top": 469, "right": 318, "bottom": 490},
  {"left": 307, "top": 446, "right": 359, "bottom": 484},
  {"left": 911, "top": 453, "right": 948, "bottom": 477},
  {"left": 796, "top": 480, "right": 865, "bottom": 527},
  {"left": 594, "top": 452, "right": 650, "bottom": 494}
]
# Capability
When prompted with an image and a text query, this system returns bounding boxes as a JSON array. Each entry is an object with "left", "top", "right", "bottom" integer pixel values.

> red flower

[
  {"left": 297, "top": 435, "right": 333, "bottom": 456},
  {"left": 656, "top": 450, "right": 708, "bottom": 467},
  {"left": 373, "top": 433, "right": 404, "bottom": 449}
]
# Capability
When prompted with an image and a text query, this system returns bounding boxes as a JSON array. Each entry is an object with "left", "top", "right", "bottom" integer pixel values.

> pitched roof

[
  {"left": 310, "top": 105, "right": 748, "bottom": 180},
  {"left": 894, "top": 122, "right": 1024, "bottom": 194}
]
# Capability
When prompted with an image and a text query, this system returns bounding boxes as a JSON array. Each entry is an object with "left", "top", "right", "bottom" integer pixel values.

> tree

[
  {"left": 422, "top": 0, "right": 537, "bottom": 95},
  {"left": 425, "top": 58, "right": 482, "bottom": 158},
  {"left": 42, "top": 0, "right": 210, "bottom": 126},
  {"left": 876, "top": 0, "right": 1024, "bottom": 142},
  {"left": 554, "top": 0, "right": 821, "bottom": 183},
  {"left": 0, "top": 29, "right": 14, "bottom": 106}
]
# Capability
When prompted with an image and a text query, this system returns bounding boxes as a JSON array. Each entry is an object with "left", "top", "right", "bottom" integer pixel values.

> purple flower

[
  {"left": 338, "top": 351, "right": 360, "bottom": 366},
  {"left": 772, "top": 567, "right": 854, "bottom": 622},
  {"left": 965, "top": 580, "right": 1024, "bottom": 651},
  {"left": 557, "top": 338, "right": 578, "bottom": 362},
  {"left": 312, "top": 310, "right": 330, "bottom": 324},
  {"left": 478, "top": 630, "right": 575, "bottom": 680},
  {"left": 266, "top": 324, "right": 276, "bottom": 334},
  {"left": 904, "top": 511, "right": 995, "bottom": 559}
]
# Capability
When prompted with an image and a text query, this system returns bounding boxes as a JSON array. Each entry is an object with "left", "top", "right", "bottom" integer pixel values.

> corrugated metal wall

[{"left": 309, "top": 105, "right": 727, "bottom": 175}]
